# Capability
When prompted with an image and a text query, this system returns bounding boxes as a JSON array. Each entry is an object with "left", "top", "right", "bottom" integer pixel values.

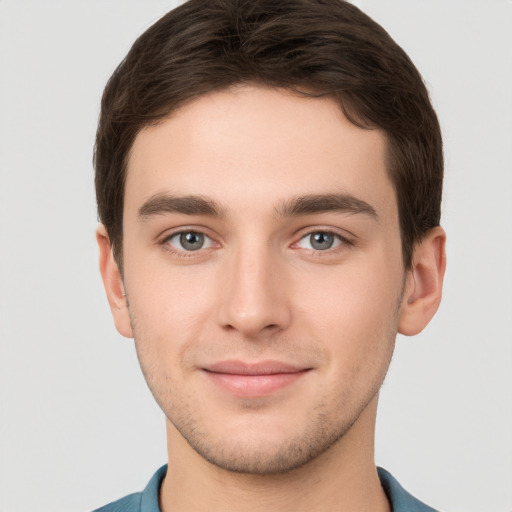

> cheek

[
  {"left": 292, "top": 258, "right": 403, "bottom": 356},
  {"left": 124, "top": 260, "right": 216, "bottom": 357}
]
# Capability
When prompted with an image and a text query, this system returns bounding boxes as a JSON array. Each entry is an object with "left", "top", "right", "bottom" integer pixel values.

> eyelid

[
  {"left": 159, "top": 225, "right": 218, "bottom": 243},
  {"left": 296, "top": 232, "right": 343, "bottom": 250},
  {"left": 166, "top": 231, "right": 214, "bottom": 250},
  {"left": 159, "top": 226, "right": 221, "bottom": 257},
  {"left": 157, "top": 225, "right": 355, "bottom": 257},
  {"left": 293, "top": 226, "right": 354, "bottom": 243}
]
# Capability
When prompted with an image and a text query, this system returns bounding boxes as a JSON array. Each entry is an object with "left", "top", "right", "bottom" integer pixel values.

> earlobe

[
  {"left": 96, "top": 225, "right": 134, "bottom": 339},
  {"left": 398, "top": 226, "right": 446, "bottom": 336}
]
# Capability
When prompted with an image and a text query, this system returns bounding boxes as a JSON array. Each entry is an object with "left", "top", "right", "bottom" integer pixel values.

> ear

[
  {"left": 398, "top": 226, "right": 446, "bottom": 336},
  {"left": 96, "top": 225, "right": 133, "bottom": 338}
]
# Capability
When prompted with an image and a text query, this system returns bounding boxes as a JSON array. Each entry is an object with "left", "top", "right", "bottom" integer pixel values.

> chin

[
  {"left": 171, "top": 409, "right": 357, "bottom": 475},
  {"left": 188, "top": 438, "right": 331, "bottom": 475}
]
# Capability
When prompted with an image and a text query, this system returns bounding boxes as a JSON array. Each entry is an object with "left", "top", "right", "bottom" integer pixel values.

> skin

[{"left": 98, "top": 85, "right": 446, "bottom": 512}]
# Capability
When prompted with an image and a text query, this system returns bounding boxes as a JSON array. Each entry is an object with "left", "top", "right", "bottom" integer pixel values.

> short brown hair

[{"left": 94, "top": 0, "right": 443, "bottom": 269}]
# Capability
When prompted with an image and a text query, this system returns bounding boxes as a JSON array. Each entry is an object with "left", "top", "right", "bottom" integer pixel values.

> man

[{"left": 93, "top": 0, "right": 446, "bottom": 510}]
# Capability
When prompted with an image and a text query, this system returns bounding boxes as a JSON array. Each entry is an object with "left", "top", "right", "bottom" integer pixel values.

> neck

[{"left": 160, "top": 396, "right": 390, "bottom": 512}]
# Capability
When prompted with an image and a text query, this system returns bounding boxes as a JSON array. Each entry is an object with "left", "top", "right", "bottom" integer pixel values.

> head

[
  {"left": 94, "top": 0, "right": 443, "bottom": 272},
  {"left": 95, "top": 0, "right": 446, "bottom": 476}
]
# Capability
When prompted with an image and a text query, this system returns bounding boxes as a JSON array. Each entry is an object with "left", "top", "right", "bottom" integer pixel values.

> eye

[
  {"left": 297, "top": 231, "right": 344, "bottom": 251},
  {"left": 165, "top": 231, "right": 213, "bottom": 251}
]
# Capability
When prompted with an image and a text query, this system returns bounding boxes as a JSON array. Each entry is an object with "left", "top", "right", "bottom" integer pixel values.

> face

[{"left": 114, "top": 86, "right": 407, "bottom": 474}]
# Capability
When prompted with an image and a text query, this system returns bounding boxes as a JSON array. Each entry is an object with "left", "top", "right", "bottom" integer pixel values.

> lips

[{"left": 202, "top": 360, "right": 311, "bottom": 397}]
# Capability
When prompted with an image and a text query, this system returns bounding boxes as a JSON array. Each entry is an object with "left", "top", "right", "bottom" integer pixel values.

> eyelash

[
  {"left": 161, "top": 229, "right": 217, "bottom": 259},
  {"left": 296, "top": 230, "right": 352, "bottom": 249},
  {"left": 159, "top": 228, "right": 354, "bottom": 259}
]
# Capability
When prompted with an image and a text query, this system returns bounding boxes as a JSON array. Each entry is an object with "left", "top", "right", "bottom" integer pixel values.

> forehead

[{"left": 125, "top": 85, "right": 395, "bottom": 219}]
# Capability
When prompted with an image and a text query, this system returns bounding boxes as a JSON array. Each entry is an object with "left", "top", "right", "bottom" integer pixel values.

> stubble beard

[
  {"left": 129, "top": 286, "right": 403, "bottom": 476},
  {"left": 168, "top": 387, "right": 382, "bottom": 475},
  {"left": 133, "top": 333, "right": 397, "bottom": 476}
]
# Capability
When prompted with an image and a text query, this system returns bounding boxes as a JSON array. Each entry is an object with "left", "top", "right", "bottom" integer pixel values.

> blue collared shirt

[{"left": 92, "top": 465, "right": 438, "bottom": 511}]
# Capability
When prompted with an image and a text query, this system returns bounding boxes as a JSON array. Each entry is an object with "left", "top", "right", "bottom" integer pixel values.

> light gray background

[{"left": 1, "top": 1, "right": 511, "bottom": 511}]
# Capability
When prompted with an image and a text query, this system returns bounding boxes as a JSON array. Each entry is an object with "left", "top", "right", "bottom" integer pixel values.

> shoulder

[
  {"left": 91, "top": 492, "right": 142, "bottom": 512},
  {"left": 91, "top": 465, "right": 167, "bottom": 512},
  {"left": 377, "top": 467, "right": 439, "bottom": 512}
]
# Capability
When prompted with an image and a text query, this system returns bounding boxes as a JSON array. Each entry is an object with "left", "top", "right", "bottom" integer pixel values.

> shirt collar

[
  {"left": 140, "top": 465, "right": 438, "bottom": 512},
  {"left": 377, "top": 467, "right": 438, "bottom": 512}
]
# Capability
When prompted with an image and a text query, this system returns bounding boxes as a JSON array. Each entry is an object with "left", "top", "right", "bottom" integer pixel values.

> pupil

[
  {"left": 180, "top": 232, "right": 204, "bottom": 251},
  {"left": 311, "top": 232, "right": 333, "bottom": 250}
]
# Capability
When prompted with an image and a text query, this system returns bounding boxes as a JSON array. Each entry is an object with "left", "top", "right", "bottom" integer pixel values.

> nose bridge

[{"left": 218, "top": 235, "right": 289, "bottom": 337}]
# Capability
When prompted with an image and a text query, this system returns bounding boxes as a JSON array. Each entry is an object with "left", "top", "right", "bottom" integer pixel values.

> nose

[{"left": 217, "top": 244, "right": 291, "bottom": 338}]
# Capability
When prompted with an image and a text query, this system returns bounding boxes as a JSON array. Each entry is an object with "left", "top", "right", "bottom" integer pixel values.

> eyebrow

[
  {"left": 276, "top": 193, "right": 378, "bottom": 219},
  {"left": 138, "top": 194, "right": 224, "bottom": 220},
  {"left": 137, "top": 192, "right": 377, "bottom": 221}
]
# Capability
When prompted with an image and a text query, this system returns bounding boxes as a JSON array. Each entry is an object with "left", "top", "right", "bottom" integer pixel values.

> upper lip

[{"left": 203, "top": 360, "right": 310, "bottom": 376}]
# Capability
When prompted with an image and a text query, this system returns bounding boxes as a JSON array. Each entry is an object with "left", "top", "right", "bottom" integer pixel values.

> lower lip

[{"left": 203, "top": 370, "right": 310, "bottom": 397}]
